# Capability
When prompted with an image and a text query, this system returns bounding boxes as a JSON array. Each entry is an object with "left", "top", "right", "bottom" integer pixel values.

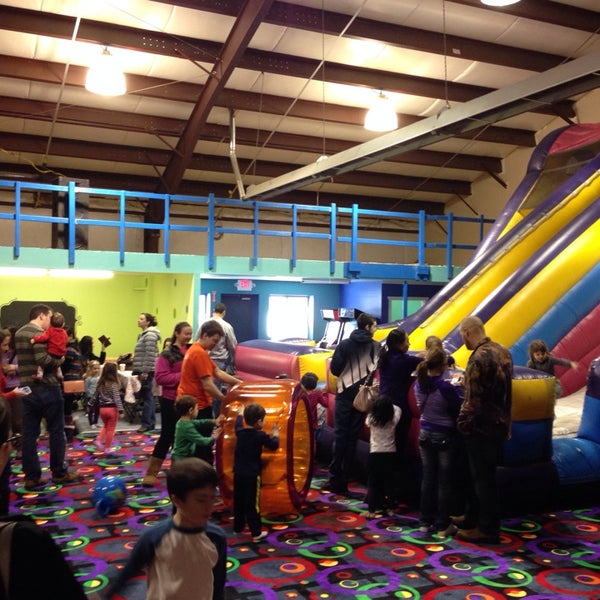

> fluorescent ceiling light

[
  {"left": 0, "top": 267, "right": 47, "bottom": 277},
  {"left": 49, "top": 270, "right": 114, "bottom": 279},
  {"left": 85, "top": 47, "right": 126, "bottom": 96},
  {"left": 0, "top": 267, "right": 114, "bottom": 279},
  {"left": 364, "top": 92, "right": 398, "bottom": 132}
]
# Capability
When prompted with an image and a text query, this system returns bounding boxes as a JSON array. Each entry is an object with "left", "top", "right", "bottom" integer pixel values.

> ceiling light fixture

[
  {"left": 85, "top": 46, "right": 126, "bottom": 96},
  {"left": 0, "top": 267, "right": 114, "bottom": 279},
  {"left": 364, "top": 92, "right": 398, "bottom": 132},
  {"left": 481, "top": 0, "right": 521, "bottom": 6},
  {"left": 49, "top": 269, "right": 114, "bottom": 279},
  {"left": 317, "top": 0, "right": 328, "bottom": 163}
]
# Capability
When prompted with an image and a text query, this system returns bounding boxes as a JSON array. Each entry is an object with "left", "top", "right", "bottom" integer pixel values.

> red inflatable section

[
  {"left": 553, "top": 302, "right": 600, "bottom": 395},
  {"left": 236, "top": 345, "right": 302, "bottom": 381}
]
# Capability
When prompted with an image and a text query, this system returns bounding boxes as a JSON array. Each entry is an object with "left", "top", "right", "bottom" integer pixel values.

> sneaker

[
  {"left": 93, "top": 439, "right": 104, "bottom": 452},
  {"left": 24, "top": 478, "right": 46, "bottom": 491},
  {"left": 137, "top": 426, "right": 151, "bottom": 433},
  {"left": 90, "top": 424, "right": 97, "bottom": 430},
  {"left": 418, "top": 523, "right": 432, "bottom": 533},
  {"left": 251, "top": 531, "right": 268, "bottom": 542},
  {"left": 51, "top": 471, "right": 83, "bottom": 485}
]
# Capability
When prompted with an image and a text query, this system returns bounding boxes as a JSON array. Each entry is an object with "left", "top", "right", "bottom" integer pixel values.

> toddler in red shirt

[{"left": 31, "top": 312, "right": 68, "bottom": 379}]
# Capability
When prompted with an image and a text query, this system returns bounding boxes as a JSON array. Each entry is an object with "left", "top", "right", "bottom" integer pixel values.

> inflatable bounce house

[{"left": 221, "top": 123, "right": 600, "bottom": 512}]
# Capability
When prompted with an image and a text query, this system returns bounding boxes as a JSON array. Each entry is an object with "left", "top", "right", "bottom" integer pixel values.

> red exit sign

[{"left": 235, "top": 279, "right": 253, "bottom": 291}]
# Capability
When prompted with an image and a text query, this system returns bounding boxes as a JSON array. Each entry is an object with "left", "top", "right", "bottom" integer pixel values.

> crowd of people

[
  {"left": 0, "top": 300, "right": 580, "bottom": 597},
  {"left": 327, "top": 312, "right": 578, "bottom": 547}
]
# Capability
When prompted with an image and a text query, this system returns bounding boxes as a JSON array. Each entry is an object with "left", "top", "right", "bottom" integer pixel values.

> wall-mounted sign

[{"left": 235, "top": 279, "right": 254, "bottom": 291}]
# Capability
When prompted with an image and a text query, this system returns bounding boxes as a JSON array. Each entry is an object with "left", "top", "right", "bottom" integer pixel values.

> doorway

[{"left": 220, "top": 294, "right": 259, "bottom": 343}]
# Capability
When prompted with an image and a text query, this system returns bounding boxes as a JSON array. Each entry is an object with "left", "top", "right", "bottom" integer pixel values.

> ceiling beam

[
  {"left": 0, "top": 132, "right": 471, "bottom": 196},
  {"left": 160, "top": 0, "right": 276, "bottom": 193},
  {"left": 0, "top": 161, "right": 444, "bottom": 212},
  {"left": 155, "top": 0, "right": 593, "bottom": 70},
  {"left": 245, "top": 50, "right": 600, "bottom": 200},
  {"left": 0, "top": 5, "right": 575, "bottom": 118},
  {"left": 0, "top": 96, "right": 503, "bottom": 174},
  {"left": 0, "top": 55, "right": 538, "bottom": 148},
  {"left": 448, "top": 0, "right": 600, "bottom": 32}
]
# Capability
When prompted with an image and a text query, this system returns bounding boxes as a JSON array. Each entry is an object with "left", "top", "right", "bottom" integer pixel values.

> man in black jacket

[{"left": 327, "top": 312, "right": 380, "bottom": 494}]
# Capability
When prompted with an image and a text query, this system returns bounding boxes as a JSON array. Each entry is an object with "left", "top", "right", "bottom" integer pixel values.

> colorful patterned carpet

[{"left": 8, "top": 430, "right": 600, "bottom": 599}]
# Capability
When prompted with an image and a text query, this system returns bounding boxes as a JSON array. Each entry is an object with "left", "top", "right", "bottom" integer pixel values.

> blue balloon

[{"left": 93, "top": 475, "right": 126, "bottom": 517}]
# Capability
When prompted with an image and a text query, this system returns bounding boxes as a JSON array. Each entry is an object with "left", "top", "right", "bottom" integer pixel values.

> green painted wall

[{"left": 0, "top": 272, "right": 195, "bottom": 358}]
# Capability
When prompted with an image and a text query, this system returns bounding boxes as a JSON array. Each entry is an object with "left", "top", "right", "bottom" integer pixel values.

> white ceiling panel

[{"left": 0, "top": 0, "right": 596, "bottom": 210}]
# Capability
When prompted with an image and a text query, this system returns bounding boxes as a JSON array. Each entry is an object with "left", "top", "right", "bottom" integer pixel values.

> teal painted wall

[{"left": 199, "top": 278, "right": 341, "bottom": 341}]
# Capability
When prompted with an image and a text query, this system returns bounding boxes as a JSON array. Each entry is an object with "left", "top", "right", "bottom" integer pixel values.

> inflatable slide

[{"left": 399, "top": 123, "right": 600, "bottom": 395}]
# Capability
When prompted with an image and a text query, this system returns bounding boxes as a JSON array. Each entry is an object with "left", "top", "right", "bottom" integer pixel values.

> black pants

[
  {"left": 463, "top": 433, "right": 503, "bottom": 535},
  {"left": 367, "top": 452, "right": 396, "bottom": 512},
  {"left": 233, "top": 473, "right": 262, "bottom": 536},
  {"left": 329, "top": 388, "right": 364, "bottom": 489},
  {"left": 152, "top": 397, "right": 177, "bottom": 460},
  {"left": 0, "top": 459, "right": 10, "bottom": 515}
]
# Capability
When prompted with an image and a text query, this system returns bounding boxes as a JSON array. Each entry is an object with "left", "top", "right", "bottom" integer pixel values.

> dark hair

[
  {"left": 97, "top": 361, "right": 120, "bottom": 393},
  {"left": 141, "top": 313, "right": 158, "bottom": 327},
  {"left": 369, "top": 394, "right": 394, "bottom": 427},
  {"left": 175, "top": 395, "right": 197, "bottom": 418},
  {"left": 1, "top": 328, "right": 17, "bottom": 362},
  {"left": 0, "top": 396, "right": 10, "bottom": 445},
  {"left": 529, "top": 339, "right": 548, "bottom": 361},
  {"left": 79, "top": 335, "right": 93, "bottom": 358},
  {"left": 416, "top": 347, "right": 447, "bottom": 389},
  {"left": 199, "top": 319, "right": 224, "bottom": 339},
  {"left": 357, "top": 313, "right": 377, "bottom": 330},
  {"left": 29, "top": 303, "right": 51, "bottom": 321},
  {"left": 378, "top": 328, "right": 408, "bottom": 369},
  {"left": 300, "top": 372, "right": 318, "bottom": 391},
  {"left": 170, "top": 321, "right": 191, "bottom": 346},
  {"left": 214, "top": 303, "right": 226, "bottom": 314},
  {"left": 167, "top": 457, "right": 218, "bottom": 501},
  {"left": 243, "top": 403, "right": 266, "bottom": 427}
]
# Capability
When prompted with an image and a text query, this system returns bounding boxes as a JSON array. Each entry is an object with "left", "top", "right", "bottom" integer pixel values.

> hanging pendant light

[
  {"left": 85, "top": 46, "right": 126, "bottom": 96},
  {"left": 481, "top": 0, "right": 520, "bottom": 6},
  {"left": 364, "top": 92, "right": 398, "bottom": 132}
]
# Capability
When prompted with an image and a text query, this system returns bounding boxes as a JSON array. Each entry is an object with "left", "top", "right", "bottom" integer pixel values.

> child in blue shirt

[{"left": 233, "top": 403, "right": 279, "bottom": 542}]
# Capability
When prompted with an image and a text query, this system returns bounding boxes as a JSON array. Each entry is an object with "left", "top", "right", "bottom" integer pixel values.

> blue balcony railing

[{"left": 0, "top": 179, "right": 492, "bottom": 280}]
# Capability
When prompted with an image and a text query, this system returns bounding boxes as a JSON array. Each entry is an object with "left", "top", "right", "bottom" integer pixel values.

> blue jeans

[
  {"left": 139, "top": 374, "right": 155, "bottom": 429},
  {"left": 419, "top": 429, "right": 457, "bottom": 530},
  {"left": 22, "top": 383, "right": 67, "bottom": 480}
]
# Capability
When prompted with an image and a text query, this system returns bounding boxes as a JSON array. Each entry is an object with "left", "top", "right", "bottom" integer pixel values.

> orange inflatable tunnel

[{"left": 215, "top": 379, "right": 314, "bottom": 515}]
